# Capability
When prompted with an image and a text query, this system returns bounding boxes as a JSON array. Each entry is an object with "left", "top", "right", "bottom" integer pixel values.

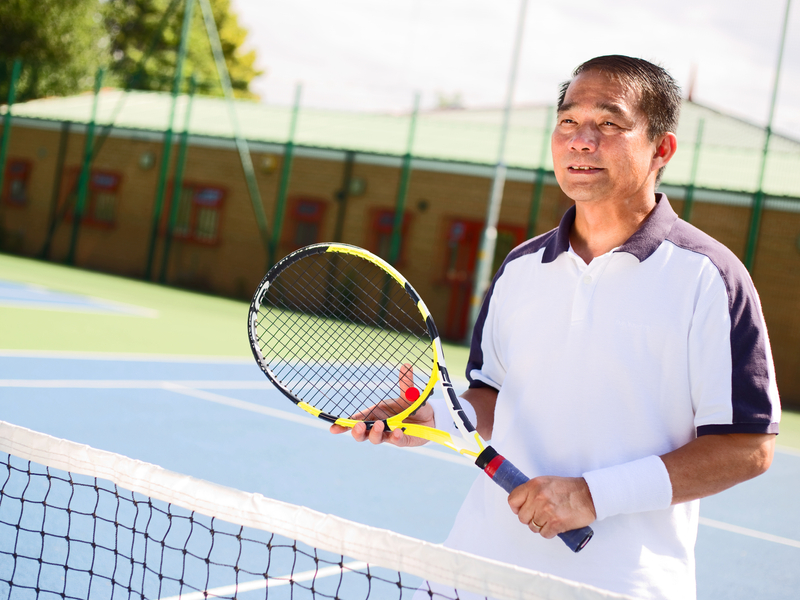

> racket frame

[{"left": 248, "top": 242, "right": 486, "bottom": 459}]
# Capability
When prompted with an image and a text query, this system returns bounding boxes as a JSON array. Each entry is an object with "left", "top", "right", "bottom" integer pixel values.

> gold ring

[{"left": 530, "top": 519, "right": 544, "bottom": 530}]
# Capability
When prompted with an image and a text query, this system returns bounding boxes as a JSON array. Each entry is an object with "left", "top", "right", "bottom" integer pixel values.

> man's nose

[{"left": 569, "top": 124, "right": 599, "bottom": 152}]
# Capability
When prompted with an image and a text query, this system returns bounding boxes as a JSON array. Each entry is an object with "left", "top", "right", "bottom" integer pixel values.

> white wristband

[
  {"left": 582, "top": 455, "right": 673, "bottom": 522},
  {"left": 429, "top": 396, "right": 478, "bottom": 438}
]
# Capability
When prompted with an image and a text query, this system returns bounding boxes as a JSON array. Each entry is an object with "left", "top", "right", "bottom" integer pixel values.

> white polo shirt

[{"left": 447, "top": 195, "right": 780, "bottom": 600}]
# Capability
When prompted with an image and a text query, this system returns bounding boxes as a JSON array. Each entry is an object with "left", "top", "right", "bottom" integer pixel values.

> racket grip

[{"left": 476, "top": 447, "right": 594, "bottom": 553}]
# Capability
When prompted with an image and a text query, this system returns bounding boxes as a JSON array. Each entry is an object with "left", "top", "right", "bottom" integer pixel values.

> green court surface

[
  {"left": 0, "top": 252, "right": 471, "bottom": 369},
  {"left": 0, "top": 252, "right": 795, "bottom": 450}
]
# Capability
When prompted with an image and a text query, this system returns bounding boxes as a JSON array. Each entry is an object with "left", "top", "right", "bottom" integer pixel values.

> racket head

[{"left": 248, "top": 243, "right": 440, "bottom": 428}]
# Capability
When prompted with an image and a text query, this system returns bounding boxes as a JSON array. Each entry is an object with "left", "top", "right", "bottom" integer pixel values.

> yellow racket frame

[{"left": 252, "top": 243, "right": 487, "bottom": 459}]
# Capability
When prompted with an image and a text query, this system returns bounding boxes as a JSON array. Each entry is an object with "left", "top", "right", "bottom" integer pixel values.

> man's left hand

[{"left": 507, "top": 476, "right": 596, "bottom": 539}]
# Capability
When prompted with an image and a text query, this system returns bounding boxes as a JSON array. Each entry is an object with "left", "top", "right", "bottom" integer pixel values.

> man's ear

[{"left": 653, "top": 132, "right": 678, "bottom": 166}]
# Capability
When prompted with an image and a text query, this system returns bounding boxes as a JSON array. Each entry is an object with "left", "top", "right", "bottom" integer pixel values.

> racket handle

[{"left": 476, "top": 447, "right": 594, "bottom": 553}]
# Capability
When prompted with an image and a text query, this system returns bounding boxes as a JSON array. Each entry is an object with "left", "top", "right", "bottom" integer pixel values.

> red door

[{"left": 442, "top": 220, "right": 526, "bottom": 340}]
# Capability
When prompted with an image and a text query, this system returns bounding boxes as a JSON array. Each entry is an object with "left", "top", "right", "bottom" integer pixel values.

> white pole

[{"left": 466, "top": 0, "right": 529, "bottom": 341}]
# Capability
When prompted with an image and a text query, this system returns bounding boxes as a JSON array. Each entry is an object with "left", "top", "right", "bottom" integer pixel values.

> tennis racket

[{"left": 248, "top": 242, "right": 593, "bottom": 552}]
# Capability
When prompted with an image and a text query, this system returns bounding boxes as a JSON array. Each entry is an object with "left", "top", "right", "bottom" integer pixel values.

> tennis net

[{"left": 0, "top": 421, "right": 627, "bottom": 600}]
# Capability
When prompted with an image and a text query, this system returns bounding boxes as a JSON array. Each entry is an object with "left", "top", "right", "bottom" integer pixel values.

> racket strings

[
  {"left": 260, "top": 281, "right": 428, "bottom": 419},
  {"left": 255, "top": 252, "right": 434, "bottom": 420}
]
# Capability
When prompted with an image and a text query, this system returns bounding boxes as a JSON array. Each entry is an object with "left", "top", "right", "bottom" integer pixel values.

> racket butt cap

[{"left": 475, "top": 446, "right": 499, "bottom": 471}]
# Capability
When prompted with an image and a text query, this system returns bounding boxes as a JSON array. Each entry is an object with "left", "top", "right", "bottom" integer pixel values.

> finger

[
  {"left": 399, "top": 363, "right": 414, "bottom": 397},
  {"left": 528, "top": 517, "right": 545, "bottom": 534},
  {"left": 507, "top": 485, "right": 528, "bottom": 514},
  {"left": 368, "top": 420, "right": 386, "bottom": 445},
  {"left": 329, "top": 424, "right": 349, "bottom": 435},
  {"left": 351, "top": 422, "right": 369, "bottom": 442},
  {"left": 539, "top": 527, "right": 557, "bottom": 540},
  {"left": 388, "top": 426, "right": 408, "bottom": 446}
]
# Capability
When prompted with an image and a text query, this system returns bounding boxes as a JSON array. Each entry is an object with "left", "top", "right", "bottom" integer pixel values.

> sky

[{"left": 229, "top": 0, "right": 800, "bottom": 140}]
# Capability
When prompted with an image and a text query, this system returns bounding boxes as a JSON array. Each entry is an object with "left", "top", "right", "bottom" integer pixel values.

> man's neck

[{"left": 569, "top": 194, "right": 657, "bottom": 264}]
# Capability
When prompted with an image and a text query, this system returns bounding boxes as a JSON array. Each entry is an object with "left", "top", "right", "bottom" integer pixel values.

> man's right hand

[{"left": 329, "top": 364, "right": 434, "bottom": 447}]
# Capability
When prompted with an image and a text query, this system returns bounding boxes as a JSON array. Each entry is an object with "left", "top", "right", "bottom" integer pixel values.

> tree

[
  {"left": 102, "top": 0, "right": 262, "bottom": 98},
  {"left": 0, "top": 0, "right": 107, "bottom": 103},
  {"left": 0, "top": 0, "right": 261, "bottom": 104}
]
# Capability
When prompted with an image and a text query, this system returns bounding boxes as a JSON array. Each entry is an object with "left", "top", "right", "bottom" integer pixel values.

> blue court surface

[
  {"left": 0, "top": 279, "right": 158, "bottom": 317},
  {"left": 1, "top": 351, "right": 798, "bottom": 599}
]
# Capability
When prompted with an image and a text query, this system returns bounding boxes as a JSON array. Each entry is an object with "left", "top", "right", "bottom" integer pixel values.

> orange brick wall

[{"left": 3, "top": 121, "right": 799, "bottom": 407}]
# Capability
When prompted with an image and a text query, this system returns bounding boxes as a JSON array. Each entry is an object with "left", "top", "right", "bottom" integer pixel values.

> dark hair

[{"left": 557, "top": 55, "right": 681, "bottom": 183}]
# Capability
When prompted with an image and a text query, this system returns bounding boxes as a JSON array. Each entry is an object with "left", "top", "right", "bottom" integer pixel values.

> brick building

[{"left": 1, "top": 90, "right": 799, "bottom": 404}]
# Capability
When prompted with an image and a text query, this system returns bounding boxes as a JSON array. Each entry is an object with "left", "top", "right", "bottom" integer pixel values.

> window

[
  {"left": 2, "top": 159, "right": 31, "bottom": 206},
  {"left": 287, "top": 198, "right": 326, "bottom": 250},
  {"left": 61, "top": 170, "right": 122, "bottom": 227},
  {"left": 370, "top": 208, "right": 410, "bottom": 264},
  {"left": 169, "top": 184, "right": 225, "bottom": 244}
]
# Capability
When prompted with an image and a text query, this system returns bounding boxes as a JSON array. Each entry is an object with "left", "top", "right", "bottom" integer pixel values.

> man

[{"left": 332, "top": 56, "right": 780, "bottom": 599}]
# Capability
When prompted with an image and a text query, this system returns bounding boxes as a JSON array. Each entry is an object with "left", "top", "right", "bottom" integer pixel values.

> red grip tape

[{"left": 484, "top": 455, "right": 505, "bottom": 479}]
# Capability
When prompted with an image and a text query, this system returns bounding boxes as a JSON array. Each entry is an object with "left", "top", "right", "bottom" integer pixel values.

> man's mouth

[{"left": 568, "top": 166, "right": 602, "bottom": 172}]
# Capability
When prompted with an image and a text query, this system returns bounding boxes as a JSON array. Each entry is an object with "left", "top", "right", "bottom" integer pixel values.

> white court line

[
  {"left": 0, "top": 349, "right": 253, "bottom": 363},
  {"left": 776, "top": 445, "right": 800, "bottom": 457},
  {"left": 0, "top": 378, "right": 472, "bottom": 466},
  {"left": 0, "top": 299, "right": 159, "bottom": 318},
  {"left": 163, "top": 383, "right": 473, "bottom": 467},
  {"left": 158, "top": 561, "right": 367, "bottom": 600},
  {"left": 0, "top": 380, "right": 271, "bottom": 389},
  {"left": 699, "top": 517, "right": 800, "bottom": 549}
]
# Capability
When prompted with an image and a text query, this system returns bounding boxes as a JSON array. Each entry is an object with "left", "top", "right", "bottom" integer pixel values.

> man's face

[{"left": 551, "top": 70, "right": 661, "bottom": 206}]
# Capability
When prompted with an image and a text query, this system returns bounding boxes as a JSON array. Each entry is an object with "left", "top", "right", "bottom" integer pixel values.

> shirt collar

[{"left": 542, "top": 193, "right": 678, "bottom": 264}]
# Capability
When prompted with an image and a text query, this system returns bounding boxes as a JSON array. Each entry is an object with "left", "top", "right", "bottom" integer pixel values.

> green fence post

[
  {"left": 388, "top": 92, "right": 420, "bottom": 266},
  {"left": 744, "top": 0, "right": 792, "bottom": 271},
  {"left": 66, "top": 68, "right": 104, "bottom": 266},
  {"left": 144, "top": 0, "right": 195, "bottom": 280},
  {"left": 681, "top": 118, "right": 705, "bottom": 224},
  {"left": 0, "top": 59, "right": 22, "bottom": 209},
  {"left": 269, "top": 83, "right": 302, "bottom": 268},
  {"left": 526, "top": 105, "right": 553, "bottom": 239},
  {"left": 332, "top": 151, "right": 355, "bottom": 243},
  {"left": 159, "top": 74, "right": 197, "bottom": 284},
  {"left": 40, "top": 122, "right": 72, "bottom": 259},
  {"left": 198, "top": 0, "right": 272, "bottom": 260}
]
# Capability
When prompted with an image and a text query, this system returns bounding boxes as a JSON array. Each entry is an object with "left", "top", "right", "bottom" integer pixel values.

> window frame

[
  {"left": 59, "top": 168, "right": 124, "bottom": 229},
  {"left": 2, "top": 159, "right": 32, "bottom": 207},
  {"left": 284, "top": 197, "right": 328, "bottom": 252},
  {"left": 166, "top": 181, "right": 227, "bottom": 246}
]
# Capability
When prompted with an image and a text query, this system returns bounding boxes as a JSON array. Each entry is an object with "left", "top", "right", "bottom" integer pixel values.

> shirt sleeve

[
  {"left": 466, "top": 272, "right": 506, "bottom": 391},
  {"left": 690, "top": 258, "right": 780, "bottom": 436}
]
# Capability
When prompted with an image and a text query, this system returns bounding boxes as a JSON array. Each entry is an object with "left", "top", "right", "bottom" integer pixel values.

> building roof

[{"left": 5, "top": 89, "right": 800, "bottom": 198}]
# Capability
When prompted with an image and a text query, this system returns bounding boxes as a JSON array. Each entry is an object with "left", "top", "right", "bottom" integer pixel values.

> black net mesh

[{"left": 0, "top": 452, "right": 462, "bottom": 600}]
